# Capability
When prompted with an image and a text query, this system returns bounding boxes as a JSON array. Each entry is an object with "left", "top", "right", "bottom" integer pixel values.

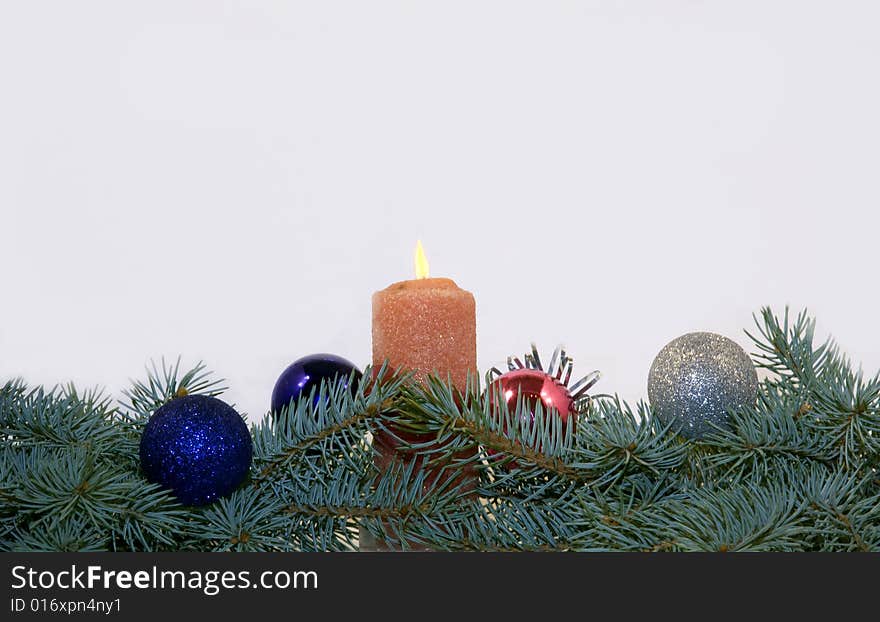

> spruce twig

[{"left": 2, "top": 309, "right": 879, "bottom": 551}]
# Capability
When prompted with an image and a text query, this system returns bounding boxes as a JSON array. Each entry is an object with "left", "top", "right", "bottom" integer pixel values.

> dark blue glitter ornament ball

[
  {"left": 139, "top": 394, "right": 253, "bottom": 506},
  {"left": 271, "top": 353, "right": 362, "bottom": 416}
]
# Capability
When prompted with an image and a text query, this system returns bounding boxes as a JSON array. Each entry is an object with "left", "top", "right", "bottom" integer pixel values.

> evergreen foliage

[{"left": 2, "top": 308, "right": 878, "bottom": 551}]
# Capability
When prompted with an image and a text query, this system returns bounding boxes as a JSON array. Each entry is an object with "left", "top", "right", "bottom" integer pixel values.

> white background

[{"left": 2, "top": 1, "right": 878, "bottom": 422}]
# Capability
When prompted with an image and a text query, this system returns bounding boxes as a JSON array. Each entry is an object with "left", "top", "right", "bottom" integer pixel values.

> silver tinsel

[{"left": 647, "top": 332, "right": 757, "bottom": 440}]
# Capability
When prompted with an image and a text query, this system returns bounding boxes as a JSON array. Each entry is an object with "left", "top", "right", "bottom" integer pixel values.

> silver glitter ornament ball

[{"left": 648, "top": 332, "right": 757, "bottom": 440}]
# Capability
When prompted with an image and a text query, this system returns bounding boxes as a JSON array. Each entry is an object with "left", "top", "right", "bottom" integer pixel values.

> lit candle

[
  {"left": 372, "top": 241, "right": 477, "bottom": 386},
  {"left": 364, "top": 243, "right": 477, "bottom": 549}
]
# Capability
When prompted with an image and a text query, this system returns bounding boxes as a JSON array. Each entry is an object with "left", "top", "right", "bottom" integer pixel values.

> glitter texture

[
  {"left": 647, "top": 332, "right": 758, "bottom": 440},
  {"left": 372, "top": 277, "right": 476, "bottom": 386},
  {"left": 139, "top": 395, "right": 253, "bottom": 506},
  {"left": 365, "top": 276, "right": 476, "bottom": 550},
  {"left": 370, "top": 277, "right": 478, "bottom": 508}
]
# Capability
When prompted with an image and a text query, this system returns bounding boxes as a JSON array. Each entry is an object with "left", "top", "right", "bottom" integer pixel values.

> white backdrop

[{"left": 2, "top": 1, "right": 878, "bottom": 422}]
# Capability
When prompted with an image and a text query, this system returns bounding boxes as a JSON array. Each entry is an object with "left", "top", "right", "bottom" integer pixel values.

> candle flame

[{"left": 414, "top": 240, "right": 430, "bottom": 279}]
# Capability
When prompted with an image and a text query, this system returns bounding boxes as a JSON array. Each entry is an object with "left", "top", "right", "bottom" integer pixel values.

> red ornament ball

[
  {"left": 485, "top": 345, "right": 600, "bottom": 466},
  {"left": 489, "top": 368, "right": 577, "bottom": 427}
]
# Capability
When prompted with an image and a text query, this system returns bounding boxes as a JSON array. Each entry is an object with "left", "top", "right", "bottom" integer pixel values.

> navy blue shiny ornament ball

[
  {"left": 271, "top": 353, "right": 362, "bottom": 416},
  {"left": 139, "top": 394, "right": 253, "bottom": 506}
]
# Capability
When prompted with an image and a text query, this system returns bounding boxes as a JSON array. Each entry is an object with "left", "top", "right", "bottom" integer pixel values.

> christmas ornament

[
  {"left": 486, "top": 345, "right": 600, "bottom": 458},
  {"left": 648, "top": 331, "right": 758, "bottom": 440},
  {"left": 271, "top": 353, "right": 362, "bottom": 415},
  {"left": 139, "top": 394, "right": 252, "bottom": 506}
]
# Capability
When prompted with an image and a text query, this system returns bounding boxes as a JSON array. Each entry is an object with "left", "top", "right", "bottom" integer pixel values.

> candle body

[
  {"left": 366, "top": 278, "right": 477, "bottom": 550},
  {"left": 372, "top": 277, "right": 476, "bottom": 385}
]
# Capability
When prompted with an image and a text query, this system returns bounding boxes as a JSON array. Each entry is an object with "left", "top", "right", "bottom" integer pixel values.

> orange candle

[
  {"left": 372, "top": 242, "right": 476, "bottom": 385},
  {"left": 366, "top": 244, "right": 477, "bottom": 551}
]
